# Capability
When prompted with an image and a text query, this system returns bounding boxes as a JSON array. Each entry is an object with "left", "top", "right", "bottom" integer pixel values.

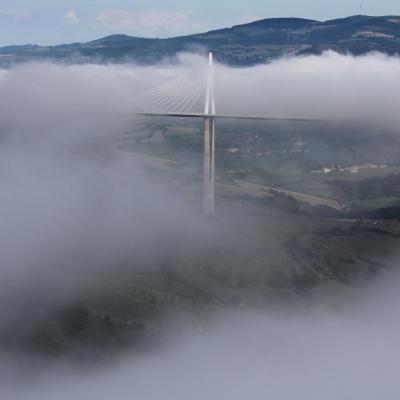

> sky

[{"left": 1, "top": 1, "right": 400, "bottom": 46}]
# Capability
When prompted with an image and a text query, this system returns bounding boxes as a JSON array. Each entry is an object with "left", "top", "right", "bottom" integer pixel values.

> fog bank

[
  {"left": 1, "top": 52, "right": 400, "bottom": 399},
  {"left": 3, "top": 280, "right": 400, "bottom": 400},
  {"left": 216, "top": 51, "right": 400, "bottom": 126}
]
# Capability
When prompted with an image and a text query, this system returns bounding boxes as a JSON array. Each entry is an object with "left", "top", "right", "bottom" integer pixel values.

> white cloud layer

[
  {"left": 0, "top": 61, "right": 201, "bottom": 322},
  {"left": 4, "top": 289, "right": 400, "bottom": 400},
  {"left": 0, "top": 52, "right": 398, "bottom": 310},
  {"left": 0, "top": 52, "right": 399, "bottom": 315},
  {"left": 213, "top": 51, "right": 400, "bottom": 126},
  {"left": 64, "top": 9, "right": 79, "bottom": 26},
  {"left": 0, "top": 52, "right": 400, "bottom": 398}
]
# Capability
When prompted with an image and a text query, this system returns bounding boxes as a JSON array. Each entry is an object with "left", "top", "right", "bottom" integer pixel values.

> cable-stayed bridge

[{"left": 137, "top": 53, "right": 321, "bottom": 215}]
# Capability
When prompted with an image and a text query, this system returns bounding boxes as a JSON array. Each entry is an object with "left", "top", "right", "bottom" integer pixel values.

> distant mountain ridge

[{"left": 1, "top": 15, "right": 400, "bottom": 66}]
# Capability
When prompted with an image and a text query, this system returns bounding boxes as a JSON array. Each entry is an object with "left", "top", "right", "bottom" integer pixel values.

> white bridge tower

[
  {"left": 203, "top": 52, "right": 216, "bottom": 215},
  {"left": 137, "top": 52, "right": 323, "bottom": 216}
]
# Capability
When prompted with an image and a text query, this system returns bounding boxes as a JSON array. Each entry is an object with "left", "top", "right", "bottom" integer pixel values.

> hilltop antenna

[{"left": 360, "top": 3, "right": 363, "bottom": 14}]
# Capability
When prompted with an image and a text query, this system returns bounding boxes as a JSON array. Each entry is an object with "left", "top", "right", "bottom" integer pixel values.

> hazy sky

[{"left": 1, "top": 0, "right": 400, "bottom": 46}]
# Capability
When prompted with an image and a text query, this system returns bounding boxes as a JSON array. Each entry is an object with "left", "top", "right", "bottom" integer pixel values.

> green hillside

[{"left": 2, "top": 15, "right": 400, "bottom": 66}]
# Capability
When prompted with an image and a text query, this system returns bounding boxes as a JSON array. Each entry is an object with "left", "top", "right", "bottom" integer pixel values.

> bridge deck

[{"left": 137, "top": 112, "right": 328, "bottom": 123}]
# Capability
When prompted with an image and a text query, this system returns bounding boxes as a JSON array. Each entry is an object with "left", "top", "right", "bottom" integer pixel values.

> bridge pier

[
  {"left": 137, "top": 52, "right": 324, "bottom": 217},
  {"left": 203, "top": 52, "right": 216, "bottom": 215},
  {"left": 203, "top": 116, "right": 215, "bottom": 215}
]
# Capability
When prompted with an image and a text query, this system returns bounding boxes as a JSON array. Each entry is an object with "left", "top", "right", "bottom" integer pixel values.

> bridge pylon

[{"left": 137, "top": 51, "right": 326, "bottom": 216}]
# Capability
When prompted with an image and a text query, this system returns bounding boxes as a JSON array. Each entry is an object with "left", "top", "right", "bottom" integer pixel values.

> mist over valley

[{"left": 1, "top": 33, "right": 400, "bottom": 399}]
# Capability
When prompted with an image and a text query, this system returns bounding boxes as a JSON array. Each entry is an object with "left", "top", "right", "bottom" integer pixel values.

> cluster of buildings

[{"left": 311, "top": 164, "right": 388, "bottom": 175}]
